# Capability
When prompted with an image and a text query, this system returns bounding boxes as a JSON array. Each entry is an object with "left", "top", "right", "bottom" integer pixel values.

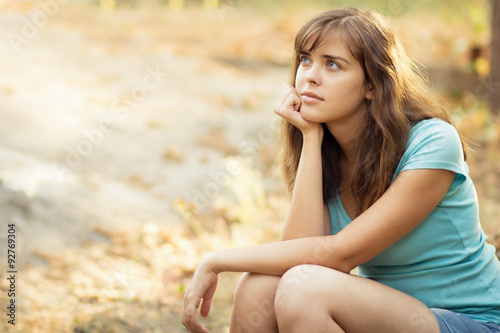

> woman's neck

[
  {"left": 325, "top": 123, "right": 363, "bottom": 167},
  {"left": 324, "top": 103, "right": 367, "bottom": 165}
]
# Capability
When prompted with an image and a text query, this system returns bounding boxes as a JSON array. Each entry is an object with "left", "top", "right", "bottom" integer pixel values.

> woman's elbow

[{"left": 311, "top": 236, "right": 355, "bottom": 274}]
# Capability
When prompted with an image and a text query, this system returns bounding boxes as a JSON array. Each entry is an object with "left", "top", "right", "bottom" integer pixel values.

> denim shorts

[{"left": 431, "top": 308, "right": 500, "bottom": 333}]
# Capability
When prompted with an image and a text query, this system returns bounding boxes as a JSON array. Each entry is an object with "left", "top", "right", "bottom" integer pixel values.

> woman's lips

[{"left": 301, "top": 91, "right": 324, "bottom": 103}]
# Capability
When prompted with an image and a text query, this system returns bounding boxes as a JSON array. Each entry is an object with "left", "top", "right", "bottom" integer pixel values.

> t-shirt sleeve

[{"left": 398, "top": 119, "right": 467, "bottom": 183}]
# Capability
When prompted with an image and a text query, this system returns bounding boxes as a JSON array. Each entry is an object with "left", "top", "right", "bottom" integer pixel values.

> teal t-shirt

[{"left": 328, "top": 118, "right": 500, "bottom": 324}]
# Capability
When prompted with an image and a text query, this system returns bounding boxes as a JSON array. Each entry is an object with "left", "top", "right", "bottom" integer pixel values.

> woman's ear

[{"left": 365, "top": 83, "right": 374, "bottom": 100}]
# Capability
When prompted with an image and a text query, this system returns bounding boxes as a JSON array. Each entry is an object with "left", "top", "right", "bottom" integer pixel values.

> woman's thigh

[{"left": 275, "top": 264, "right": 441, "bottom": 333}]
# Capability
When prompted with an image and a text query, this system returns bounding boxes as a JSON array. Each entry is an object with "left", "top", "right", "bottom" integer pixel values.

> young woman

[{"left": 181, "top": 7, "right": 500, "bottom": 333}]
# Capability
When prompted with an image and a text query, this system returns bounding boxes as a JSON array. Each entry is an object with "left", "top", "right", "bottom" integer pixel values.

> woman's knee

[
  {"left": 233, "top": 273, "right": 280, "bottom": 309},
  {"left": 275, "top": 265, "right": 320, "bottom": 315},
  {"left": 231, "top": 273, "right": 280, "bottom": 332},
  {"left": 274, "top": 265, "right": 344, "bottom": 320}
]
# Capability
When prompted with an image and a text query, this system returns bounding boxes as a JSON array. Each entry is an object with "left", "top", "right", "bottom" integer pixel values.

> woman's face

[{"left": 295, "top": 33, "right": 373, "bottom": 132}]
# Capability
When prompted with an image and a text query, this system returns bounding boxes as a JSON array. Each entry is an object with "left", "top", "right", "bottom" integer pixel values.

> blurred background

[{"left": 0, "top": 0, "right": 499, "bottom": 332}]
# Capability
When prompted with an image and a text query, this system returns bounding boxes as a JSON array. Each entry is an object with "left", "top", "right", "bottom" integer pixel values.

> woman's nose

[{"left": 305, "top": 65, "right": 320, "bottom": 85}]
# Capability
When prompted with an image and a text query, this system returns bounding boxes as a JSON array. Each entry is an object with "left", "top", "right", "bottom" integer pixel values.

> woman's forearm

[
  {"left": 206, "top": 235, "right": 351, "bottom": 276},
  {"left": 281, "top": 130, "right": 325, "bottom": 240}
]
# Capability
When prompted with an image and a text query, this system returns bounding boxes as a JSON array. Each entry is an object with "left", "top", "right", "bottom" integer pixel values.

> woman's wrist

[
  {"left": 200, "top": 251, "right": 221, "bottom": 274},
  {"left": 302, "top": 126, "right": 324, "bottom": 144}
]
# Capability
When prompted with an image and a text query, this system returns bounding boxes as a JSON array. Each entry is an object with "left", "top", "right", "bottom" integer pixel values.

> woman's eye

[
  {"left": 300, "top": 56, "right": 310, "bottom": 64},
  {"left": 327, "top": 60, "right": 339, "bottom": 69}
]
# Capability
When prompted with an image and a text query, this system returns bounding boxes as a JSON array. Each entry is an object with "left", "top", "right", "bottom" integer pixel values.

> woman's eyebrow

[
  {"left": 299, "top": 51, "right": 350, "bottom": 64},
  {"left": 323, "top": 54, "right": 350, "bottom": 64}
]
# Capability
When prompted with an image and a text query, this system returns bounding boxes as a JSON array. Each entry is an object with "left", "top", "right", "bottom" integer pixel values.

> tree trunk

[{"left": 491, "top": 0, "right": 500, "bottom": 115}]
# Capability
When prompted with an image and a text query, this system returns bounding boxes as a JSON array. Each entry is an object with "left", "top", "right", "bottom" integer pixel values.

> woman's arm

[
  {"left": 274, "top": 84, "right": 327, "bottom": 240},
  {"left": 182, "top": 168, "right": 455, "bottom": 332},
  {"left": 281, "top": 131, "right": 327, "bottom": 239},
  {"left": 215, "top": 168, "right": 455, "bottom": 273},
  {"left": 210, "top": 168, "right": 454, "bottom": 274}
]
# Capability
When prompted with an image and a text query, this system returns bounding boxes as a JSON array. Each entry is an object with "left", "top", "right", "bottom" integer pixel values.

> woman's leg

[
  {"left": 230, "top": 273, "right": 280, "bottom": 333},
  {"left": 274, "top": 264, "right": 441, "bottom": 333}
]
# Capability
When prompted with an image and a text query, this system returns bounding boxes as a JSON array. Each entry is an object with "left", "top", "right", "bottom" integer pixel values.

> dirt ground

[{"left": 0, "top": 1, "right": 499, "bottom": 332}]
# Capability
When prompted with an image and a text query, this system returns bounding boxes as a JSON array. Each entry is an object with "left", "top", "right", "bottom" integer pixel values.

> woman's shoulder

[
  {"left": 410, "top": 118, "right": 457, "bottom": 135},
  {"left": 408, "top": 118, "right": 461, "bottom": 147},
  {"left": 396, "top": 117, "right": 466, "bottom": 177}
]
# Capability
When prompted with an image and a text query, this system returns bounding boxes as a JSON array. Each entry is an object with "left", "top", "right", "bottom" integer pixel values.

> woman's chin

[{"left": 300, "top": 107, "right": 323, "bottom": 123}]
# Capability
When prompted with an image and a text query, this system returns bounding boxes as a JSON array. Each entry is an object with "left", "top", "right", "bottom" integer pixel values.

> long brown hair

[{"left": 280, "top": 7, "right": 465, "bottom": 216}]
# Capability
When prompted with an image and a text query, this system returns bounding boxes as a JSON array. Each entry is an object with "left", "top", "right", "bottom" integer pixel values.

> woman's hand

[
  {"left": 274, "top": 83, "right": 323, "bottom": 138},
  {"left": 182, "top": 254, "right": 219, "bottom": 333}
]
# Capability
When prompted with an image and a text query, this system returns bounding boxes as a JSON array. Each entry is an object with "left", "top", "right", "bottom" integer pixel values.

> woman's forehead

[{"left": 302, "top": 33, "right": 352, "bottom": 59}]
